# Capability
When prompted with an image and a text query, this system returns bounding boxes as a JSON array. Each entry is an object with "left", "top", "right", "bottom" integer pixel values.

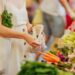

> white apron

[{"left": 0, "top": 0, "right": 32, "bottom": 75}]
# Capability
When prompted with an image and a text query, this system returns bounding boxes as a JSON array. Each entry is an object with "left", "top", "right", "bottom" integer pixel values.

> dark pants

[{"left": 43, "top": 12, "right": 66, "bottom": 37}]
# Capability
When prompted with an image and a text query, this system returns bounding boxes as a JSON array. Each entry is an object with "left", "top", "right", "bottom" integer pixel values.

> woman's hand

[{"left": 24, "top": 33, "right": 40, "bottom": 48}]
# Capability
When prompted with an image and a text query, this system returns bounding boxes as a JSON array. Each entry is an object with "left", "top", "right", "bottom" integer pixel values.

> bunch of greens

[
  {"left": 18, "top": 61, "right": 58, "bottom": 75},
  {"left": 1, "top": 9, "right": 13, "bottom": 28}
]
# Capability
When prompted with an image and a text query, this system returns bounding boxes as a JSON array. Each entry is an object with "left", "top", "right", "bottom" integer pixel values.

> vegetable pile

[
  {"left": 18, "top": 61, "right": 58, "bottom": 75},
  {"left": 18, "top": 61, "right": 74, "bottom": 75}
]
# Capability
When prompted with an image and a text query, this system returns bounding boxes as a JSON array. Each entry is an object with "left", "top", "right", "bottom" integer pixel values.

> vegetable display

[{"left": 49, "top": 31, "right": 75, "bottom": 73}]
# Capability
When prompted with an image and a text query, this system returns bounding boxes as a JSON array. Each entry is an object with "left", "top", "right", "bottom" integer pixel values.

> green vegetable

[
  {"left": 58, "top": 70, "right": 73, "bottom": 75},
  {"left": 58, "top": 46, "right": 69, "bottom": 56},
  {"left": 49, "top": 50, "right": 57, "bottom": 55},
  {"left": 18, "top": 61, "right": 58, "bottom": 75},
  {"left": 1, "top": 9, "right": 13, "bottom": 28},
  {"left": 62, "top": 31, "right": 75, "bottom": 48},
  {"left": 57, "top": 62, "right": 72, "bottom": 71}
]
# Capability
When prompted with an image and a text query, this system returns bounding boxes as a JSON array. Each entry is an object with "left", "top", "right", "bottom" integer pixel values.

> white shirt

[{"left": 40, "top": 0, "right": 66, "bottom": 16}]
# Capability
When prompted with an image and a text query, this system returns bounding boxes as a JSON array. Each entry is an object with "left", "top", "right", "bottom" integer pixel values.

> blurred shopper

[
  {"left": 61, "top": 0, "right": 75, "bottom": 29},
  {"left": 40, "top": 0, "right": 66, "bottom": 48},
  {"left": 61, "top": 0, "right": 75, "bottom": 19},
  {"left": 26, "top": 0, "right": 36, "bottom": 23},
  {"left": 32, "top": 0, "right": 43, "bottom": 26},
  {"left": 26, "top": 0, "right": 43, "bottom": 25}
]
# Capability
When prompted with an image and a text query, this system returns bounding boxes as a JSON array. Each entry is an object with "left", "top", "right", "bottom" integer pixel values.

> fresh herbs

[
  {"left": 1, "top": 9, "right": 13, "bottom": 28},
  {"left": 18, "top": 61, "right": 58, "bottom": 75}
]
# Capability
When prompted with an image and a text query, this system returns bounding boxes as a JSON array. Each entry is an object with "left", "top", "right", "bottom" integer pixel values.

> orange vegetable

[
  {"left": 43, "top": 55, "right": 59, "bottom": 64},
  {"left": 46, "top": 52, "right": 60, "bottom": 62},
  {"left": 36, "top": 51, "right": 60, "bottom": 63},
  {"left": 43, "top": 55, "right": 53, "bottom": 62}
]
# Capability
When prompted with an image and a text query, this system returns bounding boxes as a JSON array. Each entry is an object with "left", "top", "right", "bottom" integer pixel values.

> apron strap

[
  {"left": 24, "top": 0, "right": 29, "bottom": 23},
  {"left": 3, "top": 0, "right": 7, "bottom": 10}
]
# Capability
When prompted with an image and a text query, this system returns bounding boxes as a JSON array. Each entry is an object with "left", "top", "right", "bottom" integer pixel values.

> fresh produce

[
  {"left": 56, "top": 62, "right": 72, "bottom": 71},
  {"left": 49, "top": 31, "right": 75, "bottom": 73},
  {"left": 38, "top": 51, "right": 60, "bottom": 64},
  {"left": 62, "top": 31, "right": 75, "bottom": 48},
  {"left": 1, "top": 9, "right": 13, "bottom": 28},
  {"left": 46, "top": 52, "right": 60, "bottom": 62},
  {"left": 49, "top": 50, "right": 57, "bottom": 55},
  {"left": 57, "top": 46, "right": 71, "bottom": 56},
  {"left": 18, "top": 61, "right": 74, "bottom": 75},
  {"left": 18, "top": 61, "right": 58, "bottom": 75},
  {"left": 49, "top": 50, "right": 67, "bottom": 62}
]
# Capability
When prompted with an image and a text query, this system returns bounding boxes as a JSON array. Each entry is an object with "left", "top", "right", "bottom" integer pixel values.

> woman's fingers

[
  {"left": 32, "top": 42, "right": 40, "bottom": 46},
  {"left": 31, "top": 42, "right": 40, "bottom": 48}
]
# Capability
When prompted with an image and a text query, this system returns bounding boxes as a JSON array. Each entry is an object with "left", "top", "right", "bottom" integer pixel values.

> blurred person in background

[
  {"left": 60, "top": 0, "right": 75, "bottom": 29},
  {"left": 26, "top": 0, "right": 43, "bottom": 25},
  {"left": 61, "top": 0, "right": 75, "bottom": 19},
  {"left": 40, "top": 0, "right": 66, "bottom": 49},
  {"left": 26, "top": 0, "right": 35, "bottom": 23},
  {"left": 32, "top": 0, "right": 43, "bottom": 26}
]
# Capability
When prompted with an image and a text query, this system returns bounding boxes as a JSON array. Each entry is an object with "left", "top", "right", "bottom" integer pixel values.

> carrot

[
  {"left": 42, "top": 54, "right": 58, "bottom": 62},
  {"left": 42, "top": 56, "right": 53, "bottom": 62},
  {"left": 47, "top": 52, "right": 57, "bottom": 57},
  {"left": 46, "top": 52, "right": 60, "bottom": 62},
  {"left": 35, "top": 51, "right": 60, "bottom": 63},
  {"left": 43, "top": 55, "right": 58, "bottom": 63},
  {"left": 37, "top": 51, "right": 54, "bottom": 59}
]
